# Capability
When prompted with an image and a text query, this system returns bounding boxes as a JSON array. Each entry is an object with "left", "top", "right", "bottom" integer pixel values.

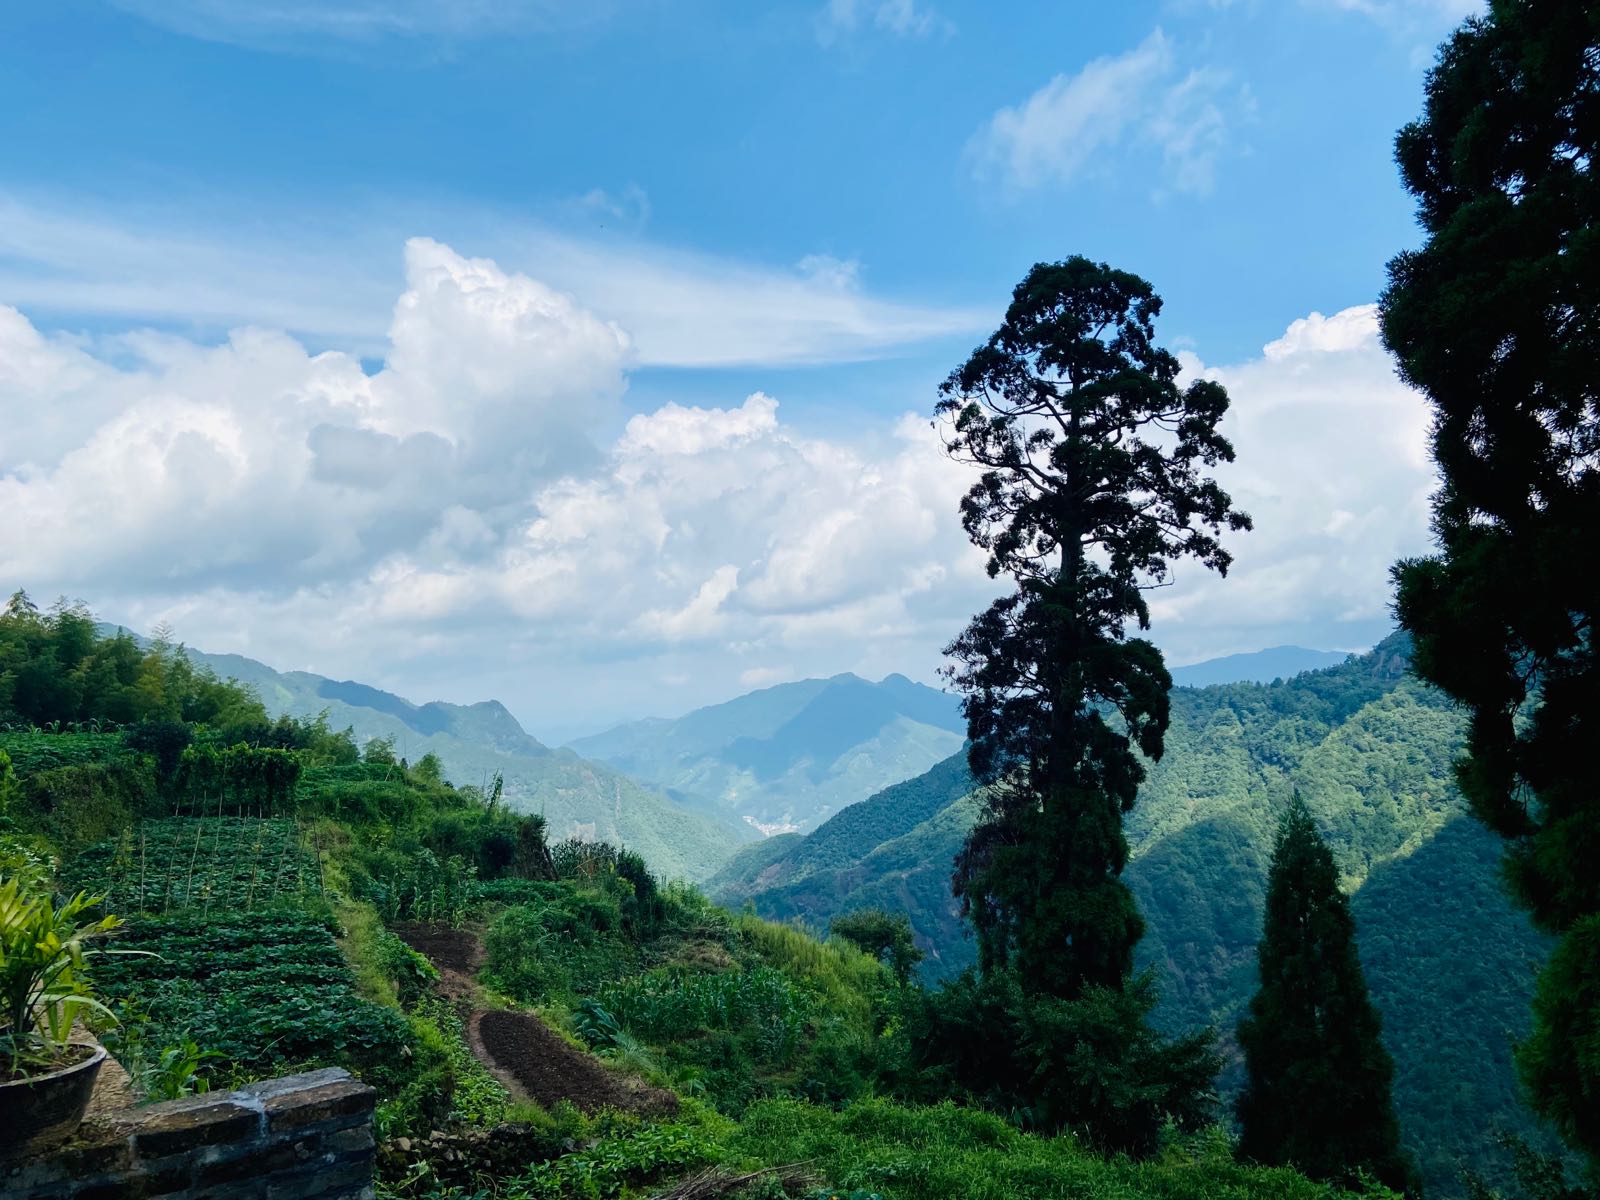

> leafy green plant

[
  {"left": 376, "top": 931, "right": 441, "bottom": 1008},
  {"left": 0, "top": 874, "right": 124, "bottom": 1075},
  {"left": 599, "top": 966, "right": 812, "bottom": 1062},
  {"left": 144, "top": 1038, "right": 225, "bottom": 1100},
  {"left": 572, "top": 999, "right": 623, "bottom": 1051},
  {"left": 506, "top": 1120, "right": 722, "bottom": 1199},
  {"left": 65, "top": 817, "right": 319, "bottom": 915},
  {"left": 91, "top": 910, "right": 411, "bottom": 1086}
]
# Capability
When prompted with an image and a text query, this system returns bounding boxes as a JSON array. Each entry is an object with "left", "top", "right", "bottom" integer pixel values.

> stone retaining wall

[{"left": 2, "top": 1067, "right": 376, "bottom": 1200}]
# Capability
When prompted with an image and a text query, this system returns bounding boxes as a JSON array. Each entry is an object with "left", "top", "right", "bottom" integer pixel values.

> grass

[
  {"left": 735, "top": 915, "right": 889, "bottom": 1023},
  {"left": 724, "top": 1099, "right": 1390, "bottom": 1200}
]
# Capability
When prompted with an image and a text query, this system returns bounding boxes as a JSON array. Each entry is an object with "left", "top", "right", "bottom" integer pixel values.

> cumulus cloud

[
  {"left": 1, "top": 238, "right": 1435, "bottom": 734},
  {"left": 971, "top": 29, "right": 1248, "bottom": 197},
  {"left": 1155, "top": 303, "right": 1434, "bottom": 663},
  {"left": 0, "top": 238, "right": 625, "bottom": 596}
]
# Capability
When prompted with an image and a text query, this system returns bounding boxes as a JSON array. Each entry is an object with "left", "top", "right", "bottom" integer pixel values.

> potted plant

[{"left": 0, "top": 874, "right": 123, "bottom": 1156}]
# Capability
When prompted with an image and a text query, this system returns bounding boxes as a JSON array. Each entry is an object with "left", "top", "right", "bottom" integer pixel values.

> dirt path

[{"left": 391, "top": 923, "right": 675, "bottom": 1118}]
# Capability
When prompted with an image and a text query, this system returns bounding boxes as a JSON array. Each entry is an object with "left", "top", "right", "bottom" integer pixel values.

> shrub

[
  {"left": 375, "top": 931, "right": 440, "bottom": 1008},
  {"left": 482, "top": 891, "right": 632, "bottom": 1004},
  {"left": 727, "top": 1097, "right": 1377, "bottom": 1200}
]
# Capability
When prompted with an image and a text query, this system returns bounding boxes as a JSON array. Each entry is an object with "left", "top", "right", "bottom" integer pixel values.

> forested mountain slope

[
  {"left": 149, "top": 637, "right": 751, "bottom": 882},
  {"left": 714, "top": 635, "right": 1562, "bottom": 1194},
  {"left": 1169, "top": 645, "right": 1352, "bottom": 687},
  {"left": 570, "top": 672, "right": 965, "bottom": 834}
]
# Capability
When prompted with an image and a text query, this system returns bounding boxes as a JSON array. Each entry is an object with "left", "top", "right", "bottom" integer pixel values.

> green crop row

[
  {"left": 65, "top": 816, "right": 320, "bottom": 914},
  {"left": 0, "top": 730, "right": 129, "bottom": 774},
  {"left": 95, "top": 910, "right": 412, "bottom": 1091},
  {"left": 598, "top": 966, "right": 814, "bottom": 1063}
]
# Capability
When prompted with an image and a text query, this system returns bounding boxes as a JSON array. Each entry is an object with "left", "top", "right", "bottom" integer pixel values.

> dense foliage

[
  {"left": 0, "top": 598, "right": 1491, "bottom": 1200},
  {"left": 1380, "top": 0, "right": 1600, "bottom": 1176},
  {"left": 0, "top": 593, "right": 266, "bottom": 731},
  {"left": 1237, "top": 797, "right": 1411, "bottom": 1191},
  {"left": 830, "top": 909, "right": 923, "bottom": 984},
  {"left": 725, "top": 1099, "right": 1384, "bottom": 1200},
  {"left": 936, "top": 258, "right": 1249, "bottom": 1000},
  {"left": 890, "top": 258, "right": 1246, "bottom": 1154},
  {"left": 92, "top": 911, "right": 412, "bottom": 1090}
]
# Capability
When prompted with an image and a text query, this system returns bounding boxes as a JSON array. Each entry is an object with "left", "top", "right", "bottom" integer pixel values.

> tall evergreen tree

[
  {"left": 937, "top": 256, "right": 1251, "bottom": 999},
  {"left": 1236, "top": 795, "right": 1413, "bottom": 1192},
  {"left": 1380, "top": 0, "right": 1600, "bottom": 1172},
  {"left": 928, "top": 258, "right": 1246, "bottom": 1152}
]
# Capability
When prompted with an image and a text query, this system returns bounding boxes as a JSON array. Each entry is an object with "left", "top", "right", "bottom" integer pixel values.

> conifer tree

[
  {"left": 938, "top": 256, "right": 1250, "bottom": 999},
  {"left": 1237, "top": 795, "right": 1412, "bottom": 1192},
  {"left": 1381, "top": 1, "right": 1600, "bottom": 1172},
  {"left": 931, "top": 257, "right": 1246, "bottom": 1152}
]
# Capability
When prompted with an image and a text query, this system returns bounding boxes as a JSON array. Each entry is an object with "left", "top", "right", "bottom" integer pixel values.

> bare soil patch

[
  {"left": 477, "top": 1009, "right": 677, "bottom": 1118},
  {"left": 391, "top": 922, "right": 483, "bottom": 977}
]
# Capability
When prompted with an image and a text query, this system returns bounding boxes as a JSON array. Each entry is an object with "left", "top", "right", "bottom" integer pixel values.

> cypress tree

[
  {"left": 938, "top": 256, "right": 1250, "bottom": 1000},
  {"left": 1237, "top": 794, "right": 1413, "bottom": 1192}
]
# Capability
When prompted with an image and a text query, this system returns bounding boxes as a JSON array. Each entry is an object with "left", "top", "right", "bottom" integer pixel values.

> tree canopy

[
  {"left": 1381, "top": 0, "right": 1600, "bottom": 1173},
  {"left": 1237, "top": 795, "right": 1412, "bottom": 1192},
  {"left": 936, "top": 256, "right": 1251, "bottom": 999}
]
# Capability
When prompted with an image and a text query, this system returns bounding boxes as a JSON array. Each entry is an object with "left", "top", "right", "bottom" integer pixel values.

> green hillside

[
  {"left": 714, "top": 636, "right": 1566, "bottom": 1195},
  {"left": 571, "top": 673, "right": 965, "bottom": 835},
  {"left": 144, "top": 637, "right": 751, "bottom": 883},
  {"left": 0, "top": 603, "right": 1373, "bottom": 1200}
]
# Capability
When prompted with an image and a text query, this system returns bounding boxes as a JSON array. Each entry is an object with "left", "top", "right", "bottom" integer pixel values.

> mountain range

[
  {"left": 138, "top": 637, "right": 753, "bottom": 883},
  {"left": 569, "top": 672, "right": 966, "bottom": 834},
  {"left": 1167, "top": 644, "right": 1352, "bottom": 687},
  {"left": 141, "top": 635, "right": 1357, "bottom": 888}
]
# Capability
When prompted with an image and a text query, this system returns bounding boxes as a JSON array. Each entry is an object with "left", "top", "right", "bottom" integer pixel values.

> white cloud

[
  {"left": 107, "top": 0, "right": 614, "bottom": 47},
  {"left": 971, "top": 29, "right": 1246, "bottom": 197},
  {"left": 817, "top": 0, "right": 950, "bottom": 45},
  {"left": 0, "top": 239, "right": 625, "bottom": 600},
  {"left": 1319, "top": 0, "right": 1482, "bottom": 23},
  {"left": 1153, "top": 303, "right": 1434, "bottom": 662},
  {"left": 579, "top": 185, "right": 652, "bottom": 230},
  {"left": 0, "top": 193, "right": 984, "bottom": 370},
  {"left": 0, "top": 243, "right": 992, "bottom": 730},
  {"left": 1, "top": 238, "right": 1435, "bottom": 732}
]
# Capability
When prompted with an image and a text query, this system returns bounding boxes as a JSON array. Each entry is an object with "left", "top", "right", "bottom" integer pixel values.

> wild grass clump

[
  {"left": 726, "top": 1099, "right": 1386, "bottom": 1200},
  {"left": 735, "top": 915, "right": 889, "bottom": 1021}
]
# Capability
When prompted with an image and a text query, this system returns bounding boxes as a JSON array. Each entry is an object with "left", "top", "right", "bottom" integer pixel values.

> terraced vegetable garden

[
  {"left": 93, "top": 911, "right": 411, "bottom": 1086},
  {"left": 65, "top": 816, "right": 320, "bottom": 914},
  {"left": 65, "top": 814, "right": 397, "bottom": 1092},
  {"left": 0, "top": 729, "right": 128, "bottom": 772}
]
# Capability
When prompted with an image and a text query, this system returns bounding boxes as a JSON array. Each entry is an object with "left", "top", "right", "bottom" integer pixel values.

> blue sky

[{"left": 0, "top": 0, "right": 1474, "bottom": 736}]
